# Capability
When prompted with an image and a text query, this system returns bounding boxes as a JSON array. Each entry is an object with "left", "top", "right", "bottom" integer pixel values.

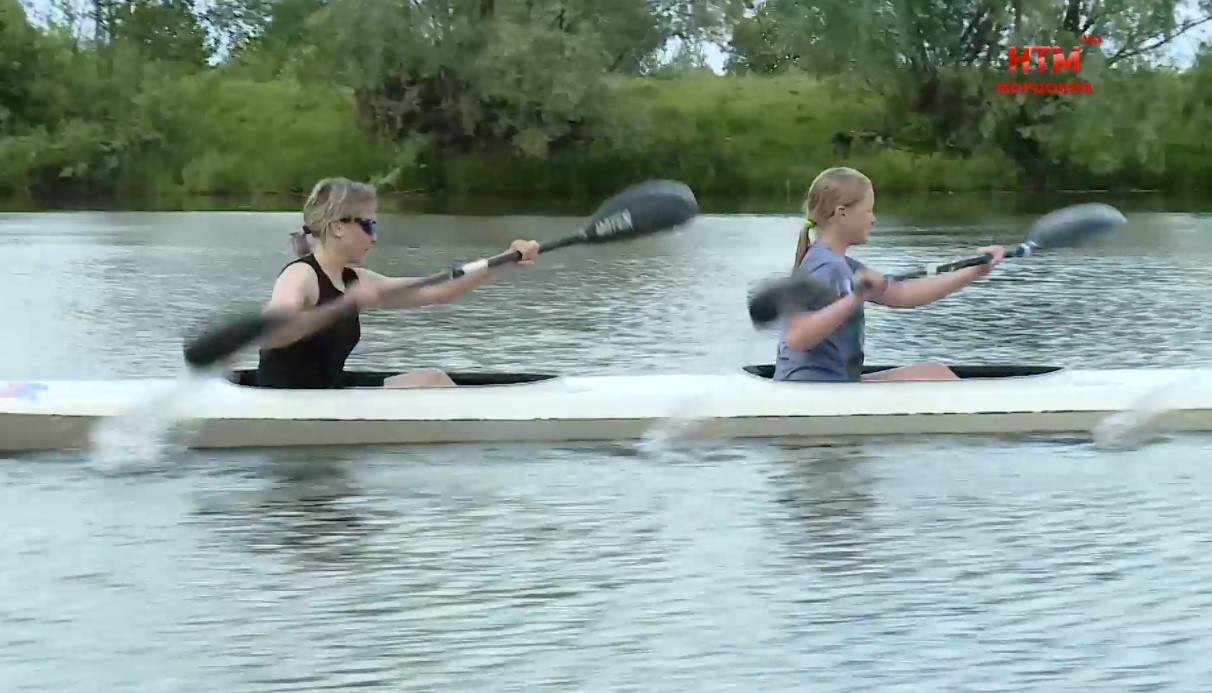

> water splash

[
  {"left": 638, "top": 394, "right": 716, "bottom": 458},
  {"left": 637, "top": 329, "right": 768, "bottom": 458},
  {"left": 1091, "top": 404, "right": 1169, "bottom": 451},
  {"left": 86, "top": 370, "right": 209, "bottom": 475},
  {"left": 1091, "top": 373, "right": 1199, "bottom": 451}
]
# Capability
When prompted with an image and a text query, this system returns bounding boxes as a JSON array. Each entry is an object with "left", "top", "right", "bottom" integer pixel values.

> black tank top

[{"left": 255, "top": 255, "right": 362, "bottom": 389}]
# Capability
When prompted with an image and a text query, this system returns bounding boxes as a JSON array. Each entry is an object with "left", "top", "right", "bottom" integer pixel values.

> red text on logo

[
  {"left": 1006, "top": 35, "right": 1099, "bottom": 74},
  {"left": 996, "top": 81, "right": 1093, "bottom": 95}
]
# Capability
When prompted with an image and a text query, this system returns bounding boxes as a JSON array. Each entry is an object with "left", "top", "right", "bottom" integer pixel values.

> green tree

[
  {"left": 727, "top": 0, "right": 1212, "bottom": 186},
  {"left": 114, "top": 0, "right": 209, "bottom": 66},
  {"left": 305, "top": 0, "right": 741, "bottom": 168},
  {"left": 0, "top": 0, "right": 42, "bottom": 132}
]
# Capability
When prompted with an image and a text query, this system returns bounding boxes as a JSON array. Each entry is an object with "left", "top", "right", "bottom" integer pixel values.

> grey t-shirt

[{"left": 773, "top": 243, "right": 867, "bottom": 382}]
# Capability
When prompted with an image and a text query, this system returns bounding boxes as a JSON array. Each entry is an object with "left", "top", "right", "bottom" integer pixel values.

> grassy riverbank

[
  {"left": 0, "top": 71, "right": 1020, "bottom": 201},
  {"left": 434, "top": 74, "right": 1021, "bottom": 198},
  {"left": 3, "top": 62, "right": 1211, "bottom": 204},
  {"left": 8, "top": 0, "right": 1212, "bottom": 207}
]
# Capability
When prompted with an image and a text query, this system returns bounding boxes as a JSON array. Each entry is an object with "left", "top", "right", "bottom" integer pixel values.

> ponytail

[
  {"left": 792, "top": 217, "right": 814, "bottom": 271},
  {"left": 796, "top": 165, "right": 871, "bottom": 271},
  {"left": 289, "top": 226, "right": 314, "bottom": 258}
]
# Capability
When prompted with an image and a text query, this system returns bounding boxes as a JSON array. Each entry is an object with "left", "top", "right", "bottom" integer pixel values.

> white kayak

[{"left": 2, "top": 364, "right": 1210, "bottom": 453}]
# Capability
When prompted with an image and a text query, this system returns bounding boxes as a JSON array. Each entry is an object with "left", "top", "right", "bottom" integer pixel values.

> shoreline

[{"left": 3, "top": 187, "right": 1208, "bottom": 217}]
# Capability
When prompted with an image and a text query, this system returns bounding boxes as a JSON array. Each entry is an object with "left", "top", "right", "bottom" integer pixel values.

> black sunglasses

[{"left": 340, "top": 217, "right": 376, "bottom": 237}]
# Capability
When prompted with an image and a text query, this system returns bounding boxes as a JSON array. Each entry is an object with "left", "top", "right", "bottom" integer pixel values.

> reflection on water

[
  {"left": 5, "top": 202, "right": 1212, "bottom": 382},
  {"left": 765, "top": 442, "right": 884, "bottom": 577},
  {"left": 6, "top": 436, "right": 1212, "bottom": 690},
  {"left": 4, "top": 204, "right": 1212, "bottom": 690},
  {"left": 194, "top": 452, "right": 389, "bottom": 570}
]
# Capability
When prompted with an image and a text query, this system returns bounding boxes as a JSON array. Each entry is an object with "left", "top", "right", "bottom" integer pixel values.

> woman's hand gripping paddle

[
  {"left": 747, "top": 202, "right": 1127, "bottom": 326},
  {"left": 183, "top": 179, "right": 700, "bottom": 370}
]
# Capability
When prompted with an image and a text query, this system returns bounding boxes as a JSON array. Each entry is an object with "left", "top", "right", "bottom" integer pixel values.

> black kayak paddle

[
  {"left": 747, "top": 202, "right": 1127, "bottom": 325},
  {"left": 183, "top": 179, "right": 700, "bottom": 369}
]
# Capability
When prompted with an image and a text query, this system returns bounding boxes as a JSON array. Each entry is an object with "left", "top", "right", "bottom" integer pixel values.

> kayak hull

[{"left": 2, "top": 365, "right": 1210, "bottom": 452}]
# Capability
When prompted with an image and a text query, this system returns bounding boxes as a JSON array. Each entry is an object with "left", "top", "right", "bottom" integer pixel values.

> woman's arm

[
  {"left": 875, "top": 266, "right": 984, "bottom": 308},
  {"left": 353, "top": 266, "right": 498, "bottom": 309},
  {"left": 784, "top": 265, "right": 885, "bottom": 351},
  {"left": 353, "top": 239, "right": 541, "bottom": 309},
  {"left": 784, "top": 293, "right": 864, "bottom": 351},
  {"left": 874, "top": 246, "right": 1006, "bottom": 309}
]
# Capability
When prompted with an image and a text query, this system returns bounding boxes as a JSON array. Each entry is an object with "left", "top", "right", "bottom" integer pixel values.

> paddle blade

[
  {"left": 582, "top": 180, "right": 699, "bottom": 243},
  {"left": 183, "top": 309, "right": 292, "bottom": 370},
  {"left": 747, "top": 275, "right": 838, "bottom": 326},
  {"left": 1026, "top": 202, "right": 1126, "bottom": 249}
]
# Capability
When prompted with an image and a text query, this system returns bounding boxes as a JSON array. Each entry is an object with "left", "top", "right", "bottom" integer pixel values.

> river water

[{"left": 3, "top": 196, "right": 1212, "bottom": 691}]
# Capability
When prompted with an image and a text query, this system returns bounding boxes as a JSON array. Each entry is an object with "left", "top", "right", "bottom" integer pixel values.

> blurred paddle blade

[
  {"left": 748, "top": 275, "right": 838, "bottom": 326},
  {"left": 183, "top": 309, "right": 293, "bottom": 370},
  {"left": 583, "top": 180, "right": 699, "bottom": 242},
  {"left": 1027, "top": 203, "right": 1126, "bottom": 249},
  {"left": 182, "top": 179, "right": 700, "bottom": 371}
]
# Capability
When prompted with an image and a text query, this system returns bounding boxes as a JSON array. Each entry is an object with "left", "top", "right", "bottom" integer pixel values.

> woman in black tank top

[{"left": 254, "top": 177, "right": 541, "bottom": 389}]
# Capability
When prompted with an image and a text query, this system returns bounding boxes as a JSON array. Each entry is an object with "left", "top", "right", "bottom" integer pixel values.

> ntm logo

[{"left": 998, "top": 34, "right": 1099, "bottom": 95}]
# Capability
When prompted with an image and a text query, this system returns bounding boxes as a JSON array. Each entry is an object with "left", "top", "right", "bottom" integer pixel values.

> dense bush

[{"left": 4, "top": 0, "right": 1212, "bottom": 204}]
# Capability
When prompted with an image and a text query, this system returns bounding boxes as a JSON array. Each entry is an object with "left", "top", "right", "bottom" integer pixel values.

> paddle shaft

[
  {"left": 183, "top": 179, "right": 700, "bottom": 369},
  {"left": 349, "top": 232, "right": 585, "bottom": 311},
  {"left": 749, "top": 202, "right": 1125, "bottom": 326},
  {"left": 861, "top": 203, "right": 1122, "bottom": 285},
  {"left": 247, "top": 232, "right": 585, "bottom": 353},
  {"left": 884, "top": 241, "right": 1036, "bottom": 282}
]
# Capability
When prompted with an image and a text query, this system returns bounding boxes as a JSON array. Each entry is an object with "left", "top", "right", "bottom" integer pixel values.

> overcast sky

[
  {"left": 21, "top": 0, "right": 1212, "bottom": 72},
  {"left": 686, "top": 19, "right": 1212, "bottom": 72}
]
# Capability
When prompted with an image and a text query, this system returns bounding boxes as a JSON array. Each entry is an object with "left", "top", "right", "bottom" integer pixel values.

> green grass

[
  {"left": 6, "top": 66, "right": 1212, "bottom": 204},
  {"left": 435, "top": 73, "right": 1021, "bottom": 197},
  {"left": 172, "top": 75, "right": 392, "bottom": 196}
]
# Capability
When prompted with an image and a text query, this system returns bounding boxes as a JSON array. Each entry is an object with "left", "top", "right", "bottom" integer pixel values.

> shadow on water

[
  {"left": 190, "top": 449, "right": 394, "bottom": 571},
  {"left": 762, "top": 441, "right": 887, "bottom": 577},
  {"left": 185, "top": 442, "right": 668, "bottom": 580}
]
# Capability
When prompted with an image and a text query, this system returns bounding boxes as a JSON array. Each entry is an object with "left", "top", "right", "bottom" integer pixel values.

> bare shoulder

[
  {"left": 351, "top": 266, "right": 389, "bottom": 283},
  {"left": 278, "top": 261, "right": 320, "bottom": 288},
  {"left": 268, "top": 262, "right": 319, "bottom": 310}
]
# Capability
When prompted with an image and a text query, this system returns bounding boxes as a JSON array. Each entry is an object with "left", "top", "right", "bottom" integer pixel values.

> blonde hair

[
  {"left": 792, "top": 166, "right": 872, "bottom": 270},
  {"left": 291, "top": 177, "right": 378, "bottom": 258}
]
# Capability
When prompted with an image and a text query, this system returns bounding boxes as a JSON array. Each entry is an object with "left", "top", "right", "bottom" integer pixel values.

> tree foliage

[
  {"left": 728, "top": 0, "right": 1212, "bottom": 186},
  {"left": 3, "top": 0, "right": 1212, "bottom": 200}
]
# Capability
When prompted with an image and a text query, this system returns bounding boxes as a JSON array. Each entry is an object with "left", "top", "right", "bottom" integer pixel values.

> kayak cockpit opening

[
  {"left": 225, "top": 369, "right": 559, "bottom": 388},
  {"left": 741, "top": 364, "right": 1064, "bottom": 380}
]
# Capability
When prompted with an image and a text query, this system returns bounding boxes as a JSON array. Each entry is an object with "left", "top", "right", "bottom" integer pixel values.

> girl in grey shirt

[{"left": 774, "top": 167, "right": 1005, "bottom": 382}]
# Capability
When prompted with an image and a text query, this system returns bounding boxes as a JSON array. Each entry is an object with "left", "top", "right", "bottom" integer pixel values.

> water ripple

[{"left": 5, "top": 210, "right": 1212, "bottom": 690}]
